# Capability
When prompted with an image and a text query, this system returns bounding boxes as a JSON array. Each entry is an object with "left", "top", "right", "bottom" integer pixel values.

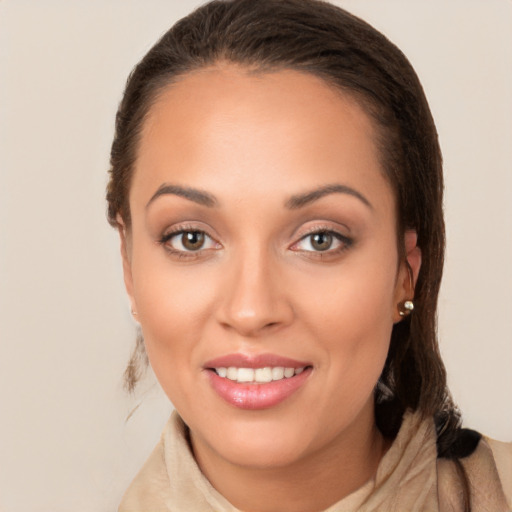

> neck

[{"left": 190, "top": 402, "right": 388, "bottom": 512}]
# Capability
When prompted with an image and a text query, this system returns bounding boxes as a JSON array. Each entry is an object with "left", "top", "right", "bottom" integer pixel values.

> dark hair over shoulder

[{"left": 106, "top": 1, "right": 477, "bottom": 508}]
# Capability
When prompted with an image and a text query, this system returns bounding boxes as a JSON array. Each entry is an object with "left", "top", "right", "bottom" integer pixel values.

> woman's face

[{"left": 121, "top": 65, "right": 412, "bottom": 469}]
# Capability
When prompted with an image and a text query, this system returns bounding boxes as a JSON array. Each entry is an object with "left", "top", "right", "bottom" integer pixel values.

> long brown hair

[{"left": 107, "top": 0, "right": 475, "bottom": 507}]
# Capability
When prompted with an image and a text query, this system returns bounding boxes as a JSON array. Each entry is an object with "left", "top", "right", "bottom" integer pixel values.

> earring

[
  {"left": 131, "top": 309, "right": 137, "bottom": 317},
  {"left": 398, "top": 261, "right": 415, "bottom": 317},
  {"left": 398, "top": 300, "right": 414, "bottom": 317}
]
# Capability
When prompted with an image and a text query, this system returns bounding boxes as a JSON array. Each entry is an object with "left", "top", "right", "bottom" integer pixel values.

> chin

[
  {"left": 191, "top": 410, "right": 327, "bottom": 470},
  {"left": 218, "top": 430, "right": 310, "bottom": 469}
]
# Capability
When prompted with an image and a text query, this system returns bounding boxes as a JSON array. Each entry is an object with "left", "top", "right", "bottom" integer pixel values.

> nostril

[{"left": 216, "top": 281, "right": 294, "bottom": 336}]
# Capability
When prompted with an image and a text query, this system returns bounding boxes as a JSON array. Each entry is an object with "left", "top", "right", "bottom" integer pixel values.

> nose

[{"left": 216, "top": 247, "right": 294, "bottom": 337}]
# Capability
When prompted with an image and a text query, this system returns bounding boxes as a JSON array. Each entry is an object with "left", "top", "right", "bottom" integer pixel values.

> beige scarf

[{"left": 119, "top": 410, "right": 511, "bottom": 511}]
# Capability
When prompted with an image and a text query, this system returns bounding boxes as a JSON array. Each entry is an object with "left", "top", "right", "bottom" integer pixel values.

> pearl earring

[{"left": 398, "top": 300, "right": 414, "bottom": 317}]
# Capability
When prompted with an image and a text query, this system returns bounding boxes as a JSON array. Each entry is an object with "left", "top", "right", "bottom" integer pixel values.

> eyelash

[
  {"left": 157, "top": 225, "right": 353, "bottom": 260},
  {"left": 291, "top": 227, "right": 353, "bottom": 258},
  {"left": 158, "top": 225, "right": 219, "bottom": 259}
]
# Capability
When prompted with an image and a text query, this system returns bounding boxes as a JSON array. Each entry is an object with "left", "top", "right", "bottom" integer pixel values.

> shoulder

[
  {"left": 485, "top": 436, "right": 512, "bottom": 507},
  {"left": 437, "top": 433, "right": 512, "bottom": 511},
  {"left": 118, "top": 411, "right": 231, "bottom": 512},
  {"left": 118, "top": 435, "right": 171, "bottom": 512}
]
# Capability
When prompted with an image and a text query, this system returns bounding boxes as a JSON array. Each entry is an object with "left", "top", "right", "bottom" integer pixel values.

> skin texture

[{"left": 119, "top": 65, "right": 421, "bottom": 512}]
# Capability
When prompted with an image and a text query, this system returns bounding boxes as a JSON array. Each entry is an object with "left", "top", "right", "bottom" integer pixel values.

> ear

[
  {"left": 404, "top": 230, "right": 421, "bottom": 287},
  {"left": 117, "top": 214, "right": 138, "bottom": 318},
  {"left": 393, "top": 230, "right": 422, "bottom": 323}
]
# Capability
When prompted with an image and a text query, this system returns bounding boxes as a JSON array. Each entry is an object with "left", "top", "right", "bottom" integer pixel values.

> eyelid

[
  {"left": 158, "top": 223, "right": 222, "bottom": 257},
  {"left": 157, "top": 222, "right": 353, "bottom": 259},
  {"left": 289, "top": 225, "right": 353, "bottom": 254},
  {"left": 162, "top": 230, "right": 217, "bottom": 248},
  {"left": 291, "top": 222, "right": 350, "bottom": 241}
]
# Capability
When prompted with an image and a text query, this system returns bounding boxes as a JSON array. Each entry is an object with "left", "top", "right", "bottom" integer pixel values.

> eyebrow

[
  {"left": 146, "top": 182, "right": 371, "bottom": 211},
  {"left": 285, "top": 184, "right": 373, "bottom": 210},
  {"left": 146, "top": 184, "right": 218, "bottom": 208}
]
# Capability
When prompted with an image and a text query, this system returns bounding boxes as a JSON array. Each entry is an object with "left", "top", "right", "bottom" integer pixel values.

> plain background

[{"left": 0, "top": 1, "right": 511, "bottom": 510}]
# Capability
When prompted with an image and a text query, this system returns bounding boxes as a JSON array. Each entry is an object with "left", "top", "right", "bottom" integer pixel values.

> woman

[{"left": 106, "top": 0, "right": 511, "bottom": 510}]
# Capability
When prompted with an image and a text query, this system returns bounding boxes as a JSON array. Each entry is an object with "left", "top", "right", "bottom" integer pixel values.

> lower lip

[{"left": 206, "top": 368, "right": 312, "bottom": 410}]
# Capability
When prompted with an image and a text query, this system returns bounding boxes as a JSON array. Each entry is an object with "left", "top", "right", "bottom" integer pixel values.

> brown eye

[
  {"left": 291, "top": 229, "right": 352, "bottom": 255},
  {"left": 181, "top": 231, "right": 205, "bottom": 251},
  {"left": 310, "top": 232, "right": 333, "bottom": 251},
  {"left": 161, "top": 229, "right": 219, "bottom": 254}
]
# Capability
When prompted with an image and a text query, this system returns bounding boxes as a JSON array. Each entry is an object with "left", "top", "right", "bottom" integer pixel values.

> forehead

[{"left": 132, "top": 64, "right": 393, "bottom": 214}]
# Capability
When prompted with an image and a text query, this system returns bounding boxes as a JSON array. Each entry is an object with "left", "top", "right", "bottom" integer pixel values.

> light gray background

[{"left": 0, "top": 1, "right": 511, "bottom": 511}]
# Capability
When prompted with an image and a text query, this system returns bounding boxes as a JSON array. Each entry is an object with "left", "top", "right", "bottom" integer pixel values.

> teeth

[
  {"left": 271, "top": 367, "right": 285, "bottom": 380},
  {"left": 284, "top": 367, "right": 295, "bottom": 378},
  {"left": 255, "top": 367, "right": 272, "bottom": 383},
  {"left": 216, "top": 366, "right": 306, "bottom": 383},
  {"left": 237, "top": 368, "right": 254, "bottom": 382}
]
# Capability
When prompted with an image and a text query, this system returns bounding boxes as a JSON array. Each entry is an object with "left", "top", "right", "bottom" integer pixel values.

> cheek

[
  {"left": 129, "top": 249, "right": 218, "bottom": 386},
  {"left": 317, "top": 289, "right": 393, "bottom": 389},
  {"left": 299, "top": 249, "right": 397, "bottom": 339},
  {"left": 296, "top": 248, "right": 397, "bottom": 388}
]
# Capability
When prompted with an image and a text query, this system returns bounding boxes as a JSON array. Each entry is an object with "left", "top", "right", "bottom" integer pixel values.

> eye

[
  {"left": 292, "top": 230, "right": 351, "bottom": 253},
  {"left": 160, "top": 230, "right": 219, "bottom": 253}
]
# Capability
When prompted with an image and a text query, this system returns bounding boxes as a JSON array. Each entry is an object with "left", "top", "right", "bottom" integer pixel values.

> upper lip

[{"left": 204, "top": 353, "right": 311, "bottom": 369}]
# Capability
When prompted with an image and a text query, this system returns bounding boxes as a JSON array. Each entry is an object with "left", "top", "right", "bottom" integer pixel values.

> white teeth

[
  {"left": 255, "top": 367, "right": 273, "bottom": 383},
  {"left": 237, "top": 368, "right": 254, "bottom": 382},
  {"left": 284, "top": 367, "right": 295, "bottom": 378},
  {"left": 215, "top": 366, "right": 306, "bottom": 383},
  {"left": 227, "top": 367, "right": 238, "bottom": 380},
  {"left": 271, "top": 367, "right": 285, "bottom": 380}
]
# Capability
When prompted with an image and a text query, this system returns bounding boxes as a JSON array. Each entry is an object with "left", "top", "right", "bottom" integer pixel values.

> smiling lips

[
  {"left": 216, "top": 365, "right": 305, "bottom": 382},
  {"left": 204, "top": 354, "right": 312, "bottom": 410}
]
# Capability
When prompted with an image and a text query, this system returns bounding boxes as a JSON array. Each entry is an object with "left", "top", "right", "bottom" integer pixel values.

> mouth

[
  {"left": 203, "top": 354, "right": 313, "bottom": 410},
  {"left": 210, "top": 365, "right": 308, "bottom": 383}
]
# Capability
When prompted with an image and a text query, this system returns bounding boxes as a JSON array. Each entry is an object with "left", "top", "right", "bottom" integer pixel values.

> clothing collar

[{"left": 163, "top": 410, "right": 439, "bottom": 511}]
